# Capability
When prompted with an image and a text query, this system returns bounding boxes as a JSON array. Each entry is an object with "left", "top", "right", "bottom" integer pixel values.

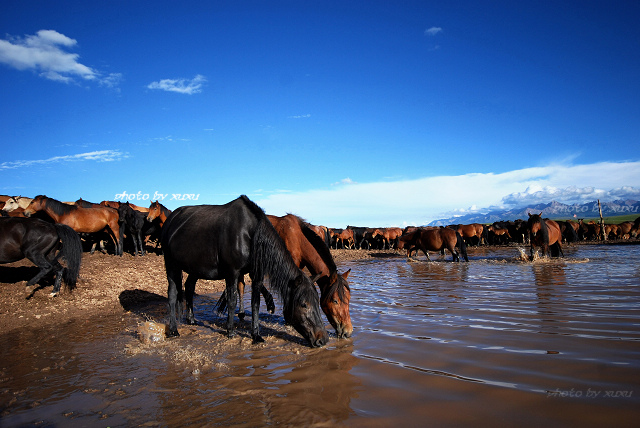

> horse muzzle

[{"left": 310, "top": 329, "right": 329, "bottom": 348}]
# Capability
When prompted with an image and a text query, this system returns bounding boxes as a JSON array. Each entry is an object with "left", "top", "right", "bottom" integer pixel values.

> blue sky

[{"left": 1, "top": 1, "right": 639, "bottom": 227}]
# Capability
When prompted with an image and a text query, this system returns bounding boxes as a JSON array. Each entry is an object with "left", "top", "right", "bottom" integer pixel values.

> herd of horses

[
  {"left": 0, "top": 194, "right": 351, "bottom": 347},
  {"left": 2, "top": 193, "right": 639, "bottom": 347}
]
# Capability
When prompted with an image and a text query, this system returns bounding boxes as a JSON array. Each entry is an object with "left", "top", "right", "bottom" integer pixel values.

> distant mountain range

[{"left": 429, "top": 200, "right": 640, "bottom": 226}]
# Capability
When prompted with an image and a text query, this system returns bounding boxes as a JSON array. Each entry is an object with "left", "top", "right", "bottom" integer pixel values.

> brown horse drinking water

[
  {"left": 527, "top": 213, "right": 563, "bottom": 259},
  {"left": 24, "top": 195, "right": 123, "bottom": 256},
  {"left": 221, "top": 214, "right": 353, "bottom": 338}
]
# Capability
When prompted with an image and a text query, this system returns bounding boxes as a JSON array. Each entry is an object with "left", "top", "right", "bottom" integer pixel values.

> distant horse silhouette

[
  {"left": 405, "top": 227, "right": 468, "bottom": 262},
  {"left": 219, "top": 214, "right": 353, "bottom": 338},
  {"left": 161, "top": 196, "right": 328, "bottom": 347},
  {"left": 527, "top": 213, "right": 563, "bottom": 258},
  {"left": 24, "top": 195, "right": 123, "bottom": 256},
  {"left": 0, "top": 217, "right": 82, "bottom": 297}
]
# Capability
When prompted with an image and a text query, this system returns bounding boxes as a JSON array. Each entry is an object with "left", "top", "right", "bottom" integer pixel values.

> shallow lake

[{"left": 1, "top": 245, "right": 639, "bottom": 427}]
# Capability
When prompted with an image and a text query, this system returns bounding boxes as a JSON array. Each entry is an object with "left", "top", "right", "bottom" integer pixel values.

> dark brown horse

[
  {"left": 527, "top": 213, "right": 563, "bottom": 258},
  {"left": 0, "top": 217, "right": 82, "bottom": 297},
  {"left": 220, "top": 214, "right": 353, "bottom": 338},
  {"left": 402, "top": 227, "right": 468, "bottom": 262},
  {"left": 161, "top": 196, "right": 328, "bottom": 347},
  {"left": 24, "top": 195, "right": 123, "bottom": 255}
]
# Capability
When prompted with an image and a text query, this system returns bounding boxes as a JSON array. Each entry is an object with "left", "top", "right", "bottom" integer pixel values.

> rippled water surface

[{"left": 2, "top": 245, "right": 639, "bottom": 427}]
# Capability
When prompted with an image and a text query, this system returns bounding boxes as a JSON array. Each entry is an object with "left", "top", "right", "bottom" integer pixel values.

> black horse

[
  {"left": 118, "top": 202, "right": 147, "bottom": 256},
  {"left": 161, "top": 195, "right": 329, "bottom": 347},
  {"left": 0, "top": 217, "right": 82, "bottom": 297}
]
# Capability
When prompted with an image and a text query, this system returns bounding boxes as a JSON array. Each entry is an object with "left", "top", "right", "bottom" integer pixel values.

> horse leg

[
  {"left": 261, "top": 284, "right": 275, "bottom": 313},
  {"left": 251, "top": 274, "right": 265, "bottom": 343},
  {"left": 50, "top": 259, "right": 65, "bottom": 297},
  {"left": 184, "top": 274, "right": 198, "bottom": 325},
  {"left": 165, "top": 265, "right": 183, "bottom": 337},
  {"left": 224, "top": 275, "right": 238, "bottom": 338},
  {"left": 137, "top": 229, "right": 146, "bottom": 256},
  {"left": 236, "top": 277, "right": 246, "bottom": 320}
]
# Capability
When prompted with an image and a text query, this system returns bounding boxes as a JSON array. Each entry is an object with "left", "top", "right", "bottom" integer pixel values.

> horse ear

[
  {"left": 311, "top": 273, "right": 323, "bottom": 284},
  {"left": 538, "top": 212, "right": 542, "bottom": 216},
  {"left": 342, "top": 269, "right": 351, "bottom": 279},
  {"left": 528, "top": 213, "right": 532, "bottom": 217}
]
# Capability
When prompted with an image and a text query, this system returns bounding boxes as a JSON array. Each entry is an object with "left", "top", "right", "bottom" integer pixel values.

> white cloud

[
  {"left": 425, "top": 27, "right": 442, "bottom": 36},
  {"left": 147, "top": 74, "right": 206, "bottom": 94},
  {"left": 287, "top": 114, "right": 311, "bottom": 119},
  {"left": 254, "top": 161, "right": 640, "bottom": 228},
  {"left": 0, "top": 30, "right": 119, "bottom": 86},
  {"left": 0, "top": 150, "right": 128, "bottom": 171}
]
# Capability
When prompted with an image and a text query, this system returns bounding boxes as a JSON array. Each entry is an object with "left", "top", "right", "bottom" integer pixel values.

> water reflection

[{"left": 2, "top": 245, "right": 639, "bottom": 426}]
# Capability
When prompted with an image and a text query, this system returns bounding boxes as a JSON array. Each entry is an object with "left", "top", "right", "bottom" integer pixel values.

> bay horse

[
  {"left": 407, "top": 227, "right": 468, "bottom": 262},
  {"left": 334, "top": 228, "right": 355, "bottom": 249},
  {"left": 146, "top": 201, "right": 172, "bottom": 227},
  {"left": 23, "top": 195, "right": 123, "bottom": 256},
  {"left": 0, "top": 217, "right": 82, "bottom": 297},
  {"left": 527, "top": 213, "right": 563, "bottom": 258},
  {"left": 161, "top": 195, "right": 328, "bottom": 347},
  {"left": 218, "top": 214, "right": 353, "bottom": 338},
  {"left": 456, "top": 223, "right": 485, "bottom": 246}
]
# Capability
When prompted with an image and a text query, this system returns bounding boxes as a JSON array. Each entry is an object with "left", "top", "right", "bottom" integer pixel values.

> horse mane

[
  {"left": 299, "top": 218, "right": 350, "bottom": 303},
  {"left": 241, "top": 196, "right": 313, "bottom": 309},
  {"left": 35, "top": 195, "right": 76, "bottom": 216}
]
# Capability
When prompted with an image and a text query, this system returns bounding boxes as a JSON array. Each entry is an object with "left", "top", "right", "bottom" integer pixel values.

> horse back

[{"left": 161, "top": 200, "right": 258, "bottom": 279}]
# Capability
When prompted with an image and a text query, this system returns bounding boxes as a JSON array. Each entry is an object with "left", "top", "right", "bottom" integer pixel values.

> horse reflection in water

[{"left": 161, "top": 195, "right": 328, "bottom": 347}]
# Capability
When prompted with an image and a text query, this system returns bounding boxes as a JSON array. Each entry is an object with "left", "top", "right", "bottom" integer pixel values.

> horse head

[
  {"left": 320, "top": 269, "right": 353, "bottom": 339},
  {"left": 284, "top": 273, "right": 329, "bottom": 348},
  {"left": 23, "top": 195, "right": 46, "bottom": 217}
]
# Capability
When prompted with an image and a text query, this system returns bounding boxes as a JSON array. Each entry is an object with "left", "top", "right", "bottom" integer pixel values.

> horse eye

[
  {"left": 332, "top": 299, "right": 339, "bottom": 304},
  {"left": 300, "top": 303, "right": 308, "bottom": 309}
]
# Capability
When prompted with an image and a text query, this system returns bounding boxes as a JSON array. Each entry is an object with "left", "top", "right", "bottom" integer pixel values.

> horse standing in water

[
  {"left": 24, "top": 195, "right": 123, "bottom": 256},
  {"left": 218, "top": 214, "right": 353, "bottom": 338},
  {"left": 161, "top": 196, "right": 328, "bottom": 347},
  {"left": 0, "top": 217, "right": 82, "bottom": 298},
  {"left": 527, "top": 213, "right": 563, "bottom": 259},
  {"left": 402, "top": 227, "right": 468, "bottom": 262}
]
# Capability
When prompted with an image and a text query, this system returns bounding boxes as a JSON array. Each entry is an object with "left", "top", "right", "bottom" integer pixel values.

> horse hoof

[
  {"left": 49, "top": 292, "right": 59, "bottom": 298},
  {"left": 252, "top": 335, "right": 265, "bottom": 344},
  {"left": 166, "top": 329, "right": 180, "bottom": 338},
  {"left": 227, "top": 331, "right": 237, "bottom": 338},
  {"left": 237, "top": 312, "right": 246, "bottom": 321}
]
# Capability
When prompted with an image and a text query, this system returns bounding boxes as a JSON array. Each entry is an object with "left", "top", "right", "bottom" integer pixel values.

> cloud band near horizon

[{"left": 254, "top": 160, "right": 640, "bottom": 227}]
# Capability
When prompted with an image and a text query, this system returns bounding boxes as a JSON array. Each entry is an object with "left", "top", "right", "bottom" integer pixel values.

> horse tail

[
  {"left": 456, "top": 231, "right": 469, "bottom": 262},
  {"left": 54, "top": 224, "right": 82, "bottom": 290}
]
